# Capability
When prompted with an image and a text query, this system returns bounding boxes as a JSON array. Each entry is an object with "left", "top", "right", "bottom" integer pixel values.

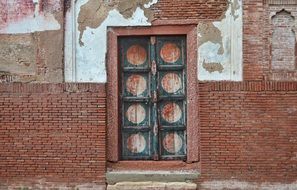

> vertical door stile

[{"left": 150, "top": 36, "right": 159, "bottom": 160}]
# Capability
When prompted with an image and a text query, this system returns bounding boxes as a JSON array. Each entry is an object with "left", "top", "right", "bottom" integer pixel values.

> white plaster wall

[
  {"left": 65, "top": 0, "right": 242, "bottom": 82},
  {"left": 0, "top": 1, "right": 60, "bottom": 34},
  {"left": 198, "top": 0, "right": 243, "bottom": 81},
  {"left": 65, "top": 0, "right": 154, "bottom": 82}
]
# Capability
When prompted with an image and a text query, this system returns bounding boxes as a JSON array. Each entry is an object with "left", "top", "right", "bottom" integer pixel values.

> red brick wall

[
  {"left": 264, "top": 3, "right": 297, "bottom": 81},
  {"left": 244, "top": 0, "right": 297, "bottom": 81},
  {"left": 153, "top": 0, "right": 227, "bottom": 20},
  {"left": 243, "top": 0, "right": 267, "bottom": 80},
  {"left": 198, "top": 81, "right": 297, "bottom": 183},
  {"left": 1, "top": 82, "right": 297, "bottom": 188},
  {"left": 271, "top": 11, "right": 295, "bottom": 70},
  {"left": 0, "top": 83, "right": 106, "bottom": 188}
]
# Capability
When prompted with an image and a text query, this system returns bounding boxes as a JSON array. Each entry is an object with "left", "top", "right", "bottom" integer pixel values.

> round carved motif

[
  {"left": 127, "top": 134, "right": 146, "bottom": 153},
  {"left": 160, "top": 42, "right": 181, "bottom": 63},
  {"left": 161, "top": 102, "right": 182, "bottom": 123},
  {"left": 126, "top": 104, "right": 146, "bottom": 124},
  {"left": 126, "top": 74, "right": 147, "bottom": 96},
  {"left": 126, "top": 44, "right": 147, "bottom": 65},
  {"left": 161, "top": 73, "right": 182, "bottom": 93},
  {"left": 163, "top": 132, "right": 183, "bottom": 154}
]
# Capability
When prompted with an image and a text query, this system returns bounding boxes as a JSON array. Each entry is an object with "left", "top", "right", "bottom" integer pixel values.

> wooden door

[{"left": 119, "top": 36, "right": 187, "bottom": 160}]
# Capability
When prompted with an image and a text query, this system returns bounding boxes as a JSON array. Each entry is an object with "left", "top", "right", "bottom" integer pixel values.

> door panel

[
  {"left": 124, "top": 73, "right": 150, "bottom": 98},
  {"left": 120, "top": 36, "right": 186, "bottom": 160},
  {"left": 160, "top": 131, "right": 186, "bottom": 159},
  {"left": 122, "top": 131, "right": 153, "bottom": 159},
  {"left": 158, "top": 71, "right": 185, "bottom": 98},
  {"left": 157, "top": 37, "right": 185, "bottom": 66},
  {"left": 121, "top": 37, "right": 150, "bottom": 69}
]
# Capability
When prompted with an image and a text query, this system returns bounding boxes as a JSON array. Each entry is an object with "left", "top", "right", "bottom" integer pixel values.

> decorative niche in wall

[
  {"left": 266, "top": 0, "right": 297, "bottom": 81},
  {"left": 271, "top": 10, "right": 296, "bottom": 70}
]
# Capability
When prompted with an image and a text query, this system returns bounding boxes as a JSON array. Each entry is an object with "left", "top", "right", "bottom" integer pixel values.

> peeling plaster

[
  {"left": 201, "top": 180, "right": 297, "bottom": 190},
  {"left": 0, "top": 14, "right": 60, "bottom": 34},
  {"left": 77, "top": 0, "right": 155, "bottom": 46},
  {"left": 230, "top": 0, "right": 241, "bottom": 20},
  {"left": 144, "top": 0, "right": 158, "bottom": 8},
  {"left": 0, "top": 35, "right": 36, "bottom": 75},
  {"left": 65, "top": 0, "right": 242, "bottom": 83},
  {"left": 0, "top": 0, "right": 61, "bottom": 34},
  {"left": 198, "top": 0, "right": 242, "bottom": 81},
  {"left": 65, "top": 0, "right": 156, "bottom": 82},
  {"left": 197, "top": 22, "right": 224, "bottom": 55},
  {"left": 77, "top": 0, "right": 111, "bottom": 46},
  {"left": 202, "top": 60, "right": 224, "bottom": 73}
]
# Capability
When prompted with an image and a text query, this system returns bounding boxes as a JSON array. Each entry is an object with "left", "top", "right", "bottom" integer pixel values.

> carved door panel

[{"left": 120, "top": 36, "right": 186, "bottom": 160}]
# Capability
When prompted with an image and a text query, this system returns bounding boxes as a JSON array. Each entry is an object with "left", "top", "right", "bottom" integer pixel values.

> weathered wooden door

[{"left": 119, "top": 36, "right": 187, "bottom": 160}]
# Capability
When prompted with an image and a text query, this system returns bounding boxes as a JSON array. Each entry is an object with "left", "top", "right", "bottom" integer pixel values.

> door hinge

[
  {"left": 152, "top": 90, "right": 157, "bottom": 103},
  {"left": 153, "top": 121, "right": 158, "bottom": 136},
  {"left": 150, "top": 36, "right": 156, "bottom": 45},
  {"left": 151, "top": 60, "right": 157, "bottom": 75}
]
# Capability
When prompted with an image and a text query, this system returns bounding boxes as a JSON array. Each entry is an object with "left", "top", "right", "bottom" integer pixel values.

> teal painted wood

[
  {"left": 156, "top": 36, "right": 187, "bottom": 160},
  {"left": 120, "top": 36, "right": 187, "bottom": 160},
  {"left": 150, "top": 36, "right": 159, "bottom": 160},
  {"left": 120, "top": 37, "right": 153, "bottom": 160}
]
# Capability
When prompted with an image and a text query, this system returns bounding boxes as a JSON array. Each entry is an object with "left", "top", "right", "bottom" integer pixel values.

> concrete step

[
  {"left": 107, "top": 181, "right": 197, "bottom": 190},
  {"left": 106, "top": 171, "right": 199, "bottom": 190}
]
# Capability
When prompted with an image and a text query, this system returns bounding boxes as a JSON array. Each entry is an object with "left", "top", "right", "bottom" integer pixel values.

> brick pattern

[
  {"left": 272, "top": 11, "right": 296, "bottom": 70},
  {"left": 0, "top": 83, "right": 106, "bottom": 186},
  {"left": 153, "top": 0, "right": 227, "bottom": 20},
  {"left": 243, "top": 0, "right": 266, "bottom": 80},
  {"left": 1, "top": 82, "right": 297, "bottom": 188},
  {"left": 198, "top": 81, "right": 297, "bottom": 183},
  {"left": 243, "top": 0, "right": 297, "bottom": 81},
  {"left": 264, "top": 4, "right": 297, "bottom": 81}
]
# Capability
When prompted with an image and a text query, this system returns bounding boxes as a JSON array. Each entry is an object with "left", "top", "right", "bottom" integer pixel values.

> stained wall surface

[
  {"left": 1, "top": 0, "right": 297, "bottom": 190},
  {"left": 64, "top": 0, "right": 242, "bottom": 82},
  {"left": 0, "top": 0, "right": 63, "bottom": 83}
]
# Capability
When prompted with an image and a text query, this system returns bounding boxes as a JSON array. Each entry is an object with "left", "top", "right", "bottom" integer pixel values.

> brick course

[
  {"left": 0, "top": 83, "right": 106, "bottom": 188},
  {"left": 153, "top": 0, "right": 227, "bottom": 20},
  {"left": 198, "top": 81, "right": 297, "bottom": 184},
  {"left": 1, "top": 82, "right": 297, "bottom": 189}
]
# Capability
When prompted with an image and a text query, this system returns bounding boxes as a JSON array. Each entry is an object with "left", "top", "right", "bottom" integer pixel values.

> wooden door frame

[{"left": 106, "top": 25, "right": 199, "bottom": 166}]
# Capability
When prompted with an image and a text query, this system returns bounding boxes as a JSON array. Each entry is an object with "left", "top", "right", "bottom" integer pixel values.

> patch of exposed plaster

[
  {"left": 198, "top": 0, "right": 242, "bottom": 81},
  {"left": 230, "top": 0, "right": 241, "bottom": 20},
  {"left": 65, "top": 0, "right": 151, "bottom": 82},
  {"left": 144, "top": 0, "right": 158, "bottom": 8},
  {"left": 201, "top": 180, "right": 297, "bottom": 190},
  {"left": 0, "top": 35, "right": 36, "bottom": 75},
  {"left": 197, "top": 22, "right": 224, "bottom": 55},
  {"left": 77, "top": 0, "right": 111, "bottom": 46},
  {"left": 77, "top": 0, "right": 155, "bottom": 46},
  {"left": 0, "top": 0, "right": 61, "bottom": 34},
  {"left": 65, "top": 0, "right": 157, "bottom": 82},
  {"left": 202, "top": 60, "right": 224, "bottom": 73}
]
